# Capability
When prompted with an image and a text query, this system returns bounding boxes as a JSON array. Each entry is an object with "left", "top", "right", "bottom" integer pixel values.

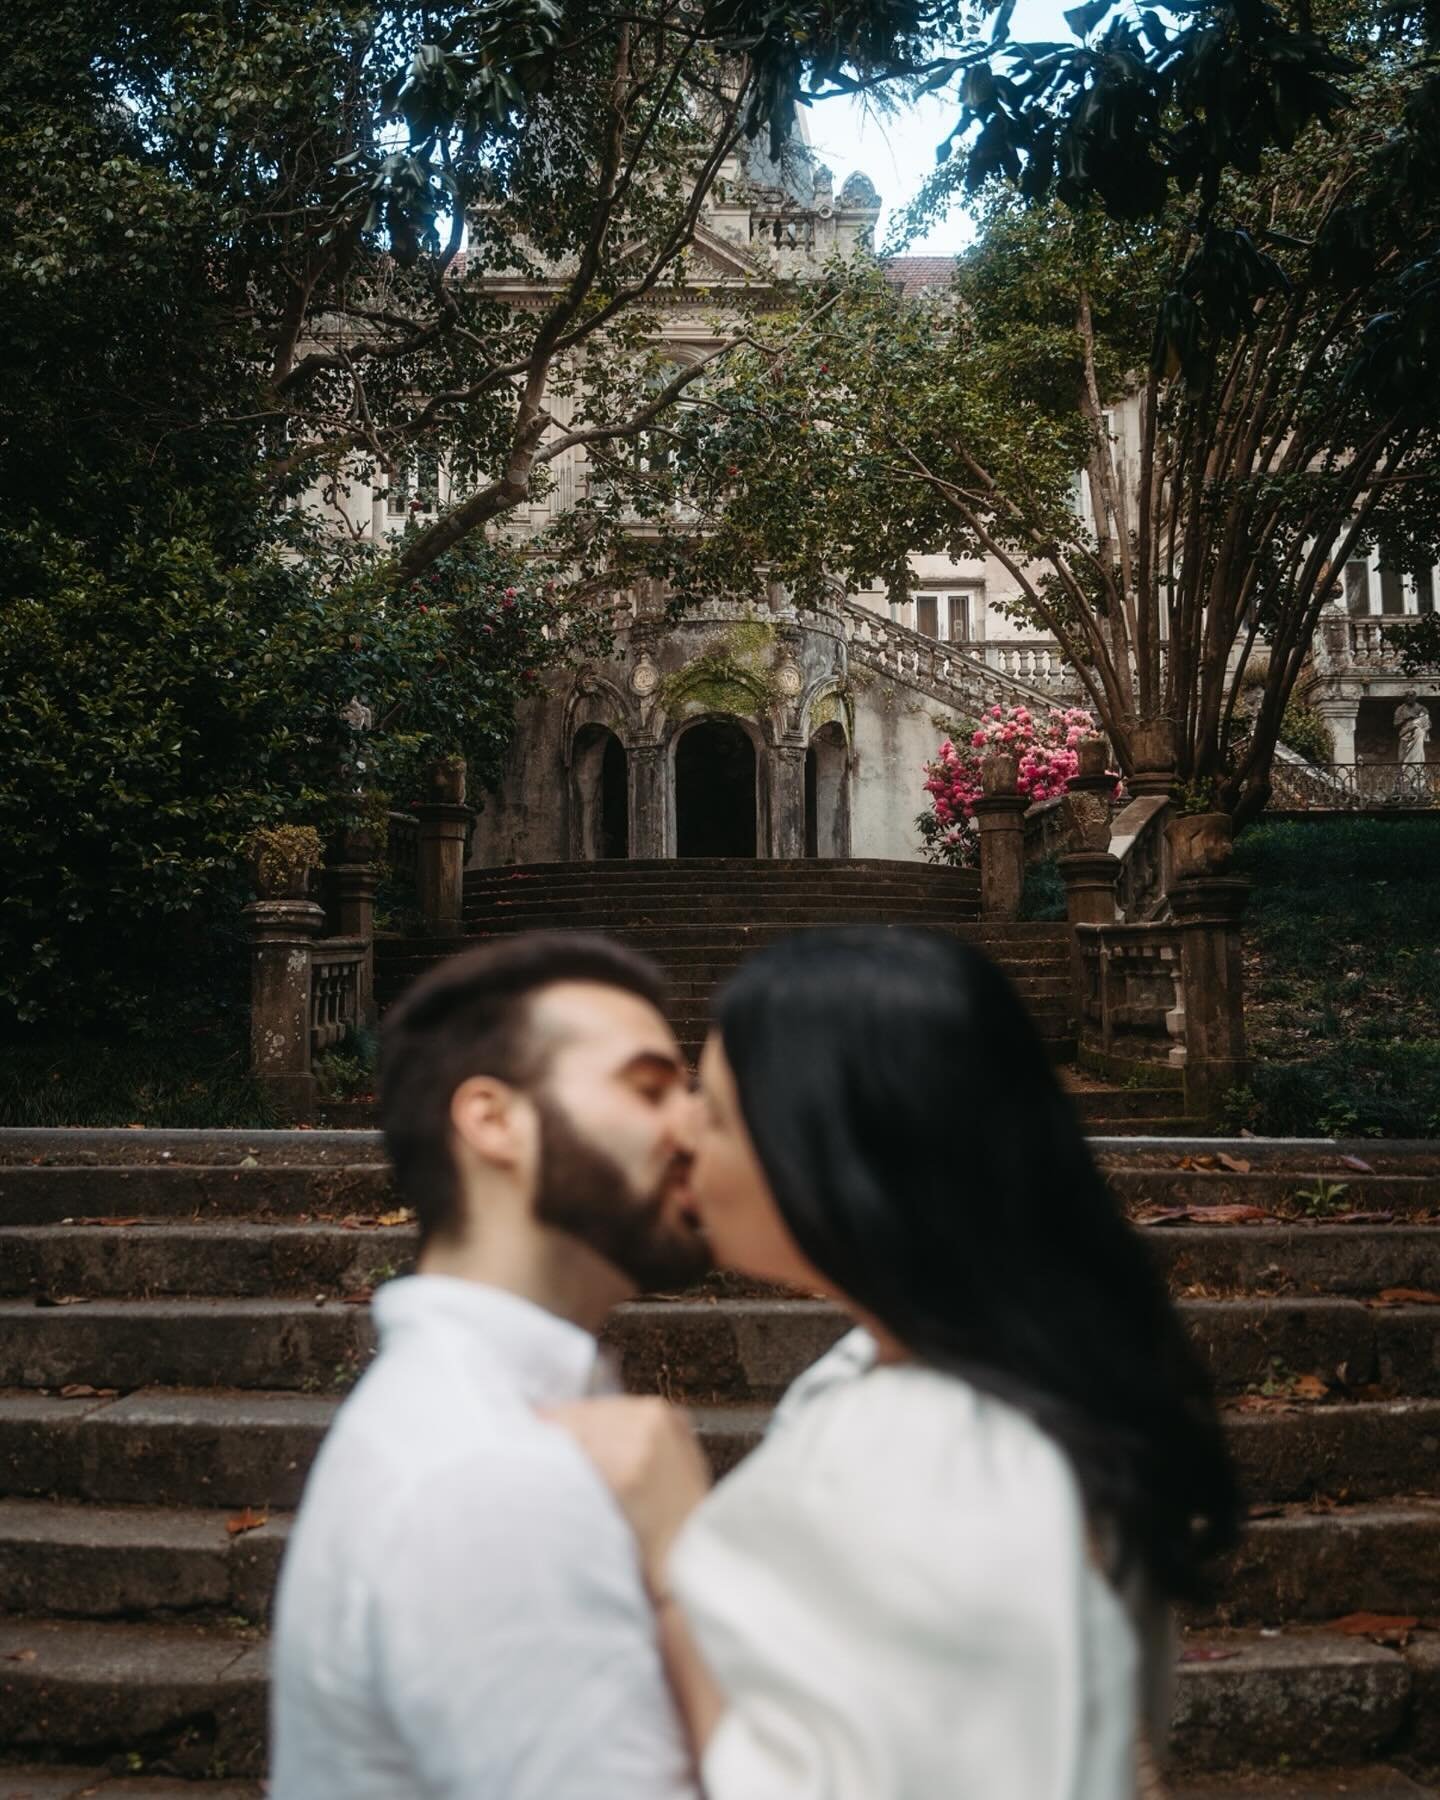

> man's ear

[{"left": 450, "top": 1075, "right": 528, "bottom": 1173}]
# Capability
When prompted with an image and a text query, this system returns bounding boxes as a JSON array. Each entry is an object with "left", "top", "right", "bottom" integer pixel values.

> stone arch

[
  {"left": 570, "top": 724, "right": 629, "bottom": 860},
  {"left": 671, "top": 715, "right": 762, "bottom": 857},
  {"left": 805, "top": 720, "right": 851, "bottom": 858}
]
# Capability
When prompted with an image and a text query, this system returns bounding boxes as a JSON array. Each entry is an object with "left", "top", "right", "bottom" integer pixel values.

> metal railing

[{"left": 1269, "top": 761, "right": 1440, "bottom": 810}]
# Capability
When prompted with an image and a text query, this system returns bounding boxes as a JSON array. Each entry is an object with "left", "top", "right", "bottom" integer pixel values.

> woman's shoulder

[{"left": 736, "top": 1334, "right": 1086, "bottom": 1546}]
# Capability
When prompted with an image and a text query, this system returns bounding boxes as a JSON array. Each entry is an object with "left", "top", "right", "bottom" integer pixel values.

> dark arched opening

[
  {"left": 675, "top": 719, "right": 757, "bottom": 857},
  {"left": 571, "top": 725, "right": 629, "bottom": 860},
  {"left": 805, "top": 721, "right": 850, "bottom": 859}
]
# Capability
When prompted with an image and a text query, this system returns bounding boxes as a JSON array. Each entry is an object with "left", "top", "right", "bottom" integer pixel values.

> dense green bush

[
  {"left": 1231, "top": 818, "right": 1440, "bottom": 1136},
  {"left": 0, "top": 521, "right": 580, "bottom": 1029},
  {"left": 1276, "top": 701, "right": 1334, "bottom": 766}
]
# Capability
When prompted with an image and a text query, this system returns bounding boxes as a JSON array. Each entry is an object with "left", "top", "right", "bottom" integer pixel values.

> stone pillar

[
  {"left": 244, "top": 898, "right": 324, "bottom": 1118},
  {"left": 628, "top": 743, "right": 667, "bottom": 858},
  {"left": 328, "top": 830, "right": 380, "bottom": 1026},
  {"left": 414, "top": 805, "right": 471, "bottom": 935},
  {"left": 1129, "top": 716, "right": 1178, "bottom": 800},
  {"left": 1315, "top": 698, "right": 1358, "bottom": 766},
  {"left": 972, "top": 754, "right": 1028, "bottom": 919},
  {"left": 769, "top": 745, "right": 807, "bottom": 860},
  {"left": 1057, "top": 851, "right": 1120, "bottom": 926},
  {"left": 1070, "top": 736, "right": 1117, "bottom": 796},
  {"left": 1171, "top": 875, "right": 1250, "bottom": 1121}
]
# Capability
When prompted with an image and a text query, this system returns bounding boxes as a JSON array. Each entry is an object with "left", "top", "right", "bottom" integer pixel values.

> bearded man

[{"left": 271, "top": 934, "right": 710, "bottom": 1800}]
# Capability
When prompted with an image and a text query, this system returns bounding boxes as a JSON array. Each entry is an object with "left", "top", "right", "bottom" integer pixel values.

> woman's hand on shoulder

[{"left": 545, "top": 1396, "right": 712, "bottom": 1592}]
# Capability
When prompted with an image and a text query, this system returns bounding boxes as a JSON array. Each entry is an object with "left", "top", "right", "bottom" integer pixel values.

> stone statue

[
  {"left": 1394, "top": 692, "right": 1431, "bottom": 767},
  {"left": 339, "top": 695, "right": 373, "bottom": 734}
]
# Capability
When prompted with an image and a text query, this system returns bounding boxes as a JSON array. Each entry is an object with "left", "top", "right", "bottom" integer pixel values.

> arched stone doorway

[
  {"left": 804, "top": 721, "right": 850, "bottom": 858},
  {"left": 571, "top": 725, "right": 629, "bottom": 860},
  {"left": 675, "top": 718, "right": 757, "bottom": 857}
]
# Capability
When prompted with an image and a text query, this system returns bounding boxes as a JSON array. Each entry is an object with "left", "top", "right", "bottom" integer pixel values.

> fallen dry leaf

[
  {"left": 1331, "top": 1211, "right": 1396, "bottom": 1225},
  {"left": 1232, "top": 1393, "right": 1297, "bottom": 1414},
  {"left": 1180, "top": 1646, "right": 1239, "bottom": 1663},
  {"left": 95, "top": 1217, "right": 142, "bottom": 1228},
  {"left": 34, "top": 1293, "right": 89, "bottom": 1307},
  {"left": 341, "top": 1288, "right": 374, "bottom": 1306},
  {"left": 1292, "top": 1373, "right": 1330, "bottom": 1401},
  {"left": 2, "top": 1647, "right": 37, "bottom": 1663},
  {"left": 376, "top": 1208, "right": 415, "bottom": 1228},
  {"left": 1328, "top": 1612, "right": 1418, "bottom": 1646},
  {"left": 1368, "top": 1288, "right": 1440, "bottom": 1307},
  {"left": 58, "top": 1384, "right": 118, "bottom": 1400},
  {"left": 1339, "top": 1155, "right": 1375, "bottom": 1174},
  {"left": 1247, "top": 1503, "right": 1285, "bottom": 1520},
  {"left": 226, "top": 1507, "right": 269, "bottom": 1537},
  {"left": 1217, "top": 1154, "right": 1252, "bottom": 1174}
]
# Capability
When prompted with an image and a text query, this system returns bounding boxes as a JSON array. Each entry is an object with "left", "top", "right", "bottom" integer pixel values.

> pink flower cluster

[{"left": 919, "top": 704, "right": 1100, "bottom": 863}]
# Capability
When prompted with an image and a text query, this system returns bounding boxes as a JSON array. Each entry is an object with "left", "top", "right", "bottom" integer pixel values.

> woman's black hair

[{"left": 715, "top": 927, "right": 1240, "bottom": 1604}]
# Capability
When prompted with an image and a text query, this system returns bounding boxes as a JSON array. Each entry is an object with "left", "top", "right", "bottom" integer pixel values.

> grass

[
  {"left": 0, "top": 1023, "right": 278, "bottom": 1129},
  {"left": 1228, "top": 817, "right": 1440, "bottom": 1137}
]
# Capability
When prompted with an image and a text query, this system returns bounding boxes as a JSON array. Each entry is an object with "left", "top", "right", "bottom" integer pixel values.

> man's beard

[{"left": 531, "top": 1091, "right": 712, "bottom": 1291}]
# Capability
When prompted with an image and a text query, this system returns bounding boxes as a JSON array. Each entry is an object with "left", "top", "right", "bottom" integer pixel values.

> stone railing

[
  {"left": 1109, "top": 795, "right": 1172, "bottom": 921},
  {"left": 1314, "top": 612, "right": 1420, "bottom": 675},
  {"left": 836, "top": 600, "right": 1054, "bottom": 716},
  {"left": 1075, "top": 924, "right": 1185, "bottom": 1071},
  {"left": 310, "top": 938, "right": 366, "bottom": 1051},
  {"left": 1270, "top": 761, "right": 1440, "bottom": 810},
  {"left": 964, "top": 639, "right": 1083, "bottom": 700}
]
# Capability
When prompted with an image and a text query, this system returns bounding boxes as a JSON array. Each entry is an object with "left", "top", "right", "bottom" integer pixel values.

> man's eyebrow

[{"left": 617, "top": 1049, "right": 686, "bottom": 1080}]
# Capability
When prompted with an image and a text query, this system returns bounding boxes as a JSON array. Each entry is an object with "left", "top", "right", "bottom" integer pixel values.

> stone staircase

[{"left": 0, "top": 1130, "right": 1437, "bottom": 1795}]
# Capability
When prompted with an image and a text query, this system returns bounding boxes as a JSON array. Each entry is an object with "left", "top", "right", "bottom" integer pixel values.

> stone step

[
  {"left": 0, "top": 1617, "right": 265, "bottom": 1777},
  {"left": 0, "top": 1152, "right": 1432, "bottom": 1226},
  {"left": 2, "top": 1292, "right": 1436, "bottom": 1400},
  {"left": 1172, "top": 1773, "right": 1439, "bottom": 1799},
  {"left": 0, "top": 1774, "right": 262, "bottom": 1799},
  {"left": 6, "top": 1494, "right": 1435, "bottom": 1633},
  {"left": 460, "top": 856, "right": 983, "bottom": 886},
  {"left": 0, "top": 1615, "right": 1433, "bottom": 1780},
  {"left": 8, "top": 1219, "right": 1433, "bottom": 1303},
  {"left": 0, "top": 1499, "right": 285, "bottom": 1624},
  {"left": 3, "top": 1385, "right": 1435, "bottom": 1512}
]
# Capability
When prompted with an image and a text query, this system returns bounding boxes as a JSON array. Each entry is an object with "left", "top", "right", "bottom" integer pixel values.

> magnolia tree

[{"left": 918, "top": 705, "right": 1098, "bottom": 865}]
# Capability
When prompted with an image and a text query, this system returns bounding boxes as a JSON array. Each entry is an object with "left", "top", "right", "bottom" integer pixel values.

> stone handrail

[
  {"left": 310, "top": 938, "right": 366, "bottom": 1053},
  {"left": 835, "top": 599, "right": 1055, "bottom": 715},
  {"left": 965, "top": 639, "right": 1081, "bottom": 699},
  {"left": 1109, "top": 794, "right": 1171, "bottom": 921}
]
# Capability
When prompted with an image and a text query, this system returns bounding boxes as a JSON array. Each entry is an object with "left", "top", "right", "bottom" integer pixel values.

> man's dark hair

[{"left": 380, "top": 932, "right": 665, "bottom": 1248}]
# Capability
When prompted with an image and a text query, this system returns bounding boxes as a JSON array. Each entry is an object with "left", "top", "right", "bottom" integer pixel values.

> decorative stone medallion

[
  {"left": 630, "top": 654, "right": 660, "bottom": 697},
  {"left": 775, "top": 661, "right": 803, "bottom": 698}
]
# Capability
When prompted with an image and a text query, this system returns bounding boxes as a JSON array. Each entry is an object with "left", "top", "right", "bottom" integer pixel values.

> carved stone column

[
  {"left": 1171, "top": 874, "right": 1251, "bottom": 1122},
  {"left": 1057, "top": 851, "right": 1120, "bottom": 926},
  {"left": 769, "top": 744, "right": 807, "bottom": 860},
  {"left": 244, "top": 898, "right": 324, "bottom": 1118},
  {"left": 628, "top": 743, "right": 668, "bottom": 858},
  {"left": 972, "top": 754, "right": 1028, "bottom": 919}
]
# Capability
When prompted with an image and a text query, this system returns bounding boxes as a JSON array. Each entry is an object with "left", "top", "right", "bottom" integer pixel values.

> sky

[{"left": 806, "top": 0, "right": 1080, "bottom": 256}]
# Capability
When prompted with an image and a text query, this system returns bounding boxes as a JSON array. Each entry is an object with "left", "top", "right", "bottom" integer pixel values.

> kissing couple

[{"left": 271, "top": 927, "right": 1238, "bottom": 1799}]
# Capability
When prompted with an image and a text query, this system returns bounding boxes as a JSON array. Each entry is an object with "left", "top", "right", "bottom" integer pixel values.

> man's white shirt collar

[{"left": 372, "top": 1272, "right": 612, "bottom": 1404}]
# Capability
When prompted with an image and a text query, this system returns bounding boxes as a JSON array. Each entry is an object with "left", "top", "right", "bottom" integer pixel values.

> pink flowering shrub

[{"left": 917, "top": 704, "right": 1102, "bottom": 866}]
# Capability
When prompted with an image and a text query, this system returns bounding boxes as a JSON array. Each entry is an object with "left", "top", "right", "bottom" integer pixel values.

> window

[
  {"left": 387, "top": 450, "right": 442, "bottom": 518},
  {"left": 1416, "top": 568, "right": 1436, "bottom": 616},
  {"left": 1344, "top": 560, "right": 1371, "bottom": 616},
  {"left": 1380, "top": 567, "right": 1406, "bottom": 616},
  {"left": 911, "top": 590, "right": 980, "bottom": 642}
]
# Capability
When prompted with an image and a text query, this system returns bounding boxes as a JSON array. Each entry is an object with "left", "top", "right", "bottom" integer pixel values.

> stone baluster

[
  {"left": 973, "top": 753, "right": 1028, "bottom": 919},
  {"left": 244, "top": 897, "right": 324, "bottom": 1118}
]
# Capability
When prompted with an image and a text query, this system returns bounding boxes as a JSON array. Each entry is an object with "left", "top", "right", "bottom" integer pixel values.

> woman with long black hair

[{"left": 555, "top": 927, "right": 1238, "bottom": 1798}]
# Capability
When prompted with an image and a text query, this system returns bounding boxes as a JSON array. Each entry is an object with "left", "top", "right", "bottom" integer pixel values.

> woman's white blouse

[{"left": 670, "top": 1330, "right": 1166, "bottom": 1800}]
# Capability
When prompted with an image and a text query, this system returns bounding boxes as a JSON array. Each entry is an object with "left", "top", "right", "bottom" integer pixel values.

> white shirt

[
  {"left": 269, "top": 1275, "right": 699, "bottom": 1800},
  {"left": 671, "top": 1329, "right": 1167, "bottom": 1800}
]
